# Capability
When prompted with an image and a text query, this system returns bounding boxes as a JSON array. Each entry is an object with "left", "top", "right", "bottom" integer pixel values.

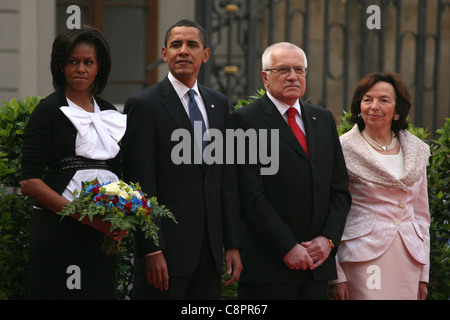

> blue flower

[
  {"left": 118, "top": 197, "right": 128, "bottom": 206},
  {"left": 131, "top": 197, "right": 143, "bottom": 208}
]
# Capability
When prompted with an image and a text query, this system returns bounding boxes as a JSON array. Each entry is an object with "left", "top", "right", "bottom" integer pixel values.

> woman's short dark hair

[
  {"left": 350, "top": 72, "right": 411, "bottom": 135},
  {"left": 164, "top": 19, "right": 208, "bottom": 48},
  {"left": 51, "top": 25, "right": 111, "bottom": 95}
]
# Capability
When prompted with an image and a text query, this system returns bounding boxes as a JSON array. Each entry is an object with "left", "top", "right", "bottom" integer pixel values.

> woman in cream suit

[{"left": 329, "top": 73, "right": 430, "bottom": 300}]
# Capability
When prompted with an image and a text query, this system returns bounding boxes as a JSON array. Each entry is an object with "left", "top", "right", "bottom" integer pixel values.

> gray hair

[{"left": 262, "top": 42, "right": 308, "bottom": 70}]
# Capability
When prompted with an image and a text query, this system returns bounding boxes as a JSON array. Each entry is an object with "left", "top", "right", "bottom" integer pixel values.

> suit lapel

[
  {"left": 160, "top": 78, "right": 219, "bottom": 132},
  {"left": 260, "top": 95, "right": 309, "bottom": 160},
  {"left": 159, "top": 77, "right": 192, "bottom": 132},
  {"left": 199, "top": 86, "right": 220, "bottom": 130},
  {"left": 159, "top": 77, "right": 205, "bottom": 172},
  {"left": 199, "top": 86, "right": 220, "bottom": 173}
]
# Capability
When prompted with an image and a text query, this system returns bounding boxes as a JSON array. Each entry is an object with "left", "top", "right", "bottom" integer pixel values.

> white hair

[{"left": 262, "top": 42, "right": 308, "bottom": 70}]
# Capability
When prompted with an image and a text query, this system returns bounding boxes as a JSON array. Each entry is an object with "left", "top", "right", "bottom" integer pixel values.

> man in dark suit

[
  {"left": 121, "top": 19, "right": 242, "bottom": 300},
  {"left": 230, "top": 42, "right": 351, "bottom": 299}
]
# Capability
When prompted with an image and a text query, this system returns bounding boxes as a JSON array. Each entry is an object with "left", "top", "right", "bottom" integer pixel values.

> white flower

[
  {"left": 104, "top": 182, "right": 120, "bottom": 196},
  {"left": 102, "top": 181, "right": 141, "bottom": 200},
  {"left": 130, "top": 190, "right": 142, "bottom": 200},
  {"left": 118, "top": 189, "right": 130, "bottom": 199}
]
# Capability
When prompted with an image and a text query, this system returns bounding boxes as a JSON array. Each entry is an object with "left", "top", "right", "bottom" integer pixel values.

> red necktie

[{"left": 287, "top": 107, "right": 309, "bottom": 157}]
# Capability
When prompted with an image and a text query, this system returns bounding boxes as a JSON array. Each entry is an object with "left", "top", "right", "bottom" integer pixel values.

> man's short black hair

[{"left": 164, "top": 19, "right": 208, "bottom": 48}]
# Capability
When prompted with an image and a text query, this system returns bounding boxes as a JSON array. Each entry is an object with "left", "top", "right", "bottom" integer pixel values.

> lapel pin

[
  {"left": 312, "top": 117, "right": 317, "bottom": 120},
  {"left": 211, "top": 104, "right": 215, "bottom": 109}
]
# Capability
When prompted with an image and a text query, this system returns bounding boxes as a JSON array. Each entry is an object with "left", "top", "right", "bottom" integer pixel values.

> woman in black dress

[{"left": 20, "top": 26, "right": 127, "bottom": 299}]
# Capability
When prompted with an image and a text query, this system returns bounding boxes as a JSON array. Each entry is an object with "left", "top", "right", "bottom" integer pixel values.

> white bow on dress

[{"left": 60, "top": 104, "right": 126, "bottom": 160}]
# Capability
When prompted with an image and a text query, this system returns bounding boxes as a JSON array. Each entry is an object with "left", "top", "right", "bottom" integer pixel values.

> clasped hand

[{"left": 282, "top": 236, "right": 332, "bottom": 271}]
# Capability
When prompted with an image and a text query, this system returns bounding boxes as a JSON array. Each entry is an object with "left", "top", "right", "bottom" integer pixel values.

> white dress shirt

[
  {"left": 168, "top": 72, "right": 210, "bottom": 130},
  {"left": 266, "top": 91, "right": 306, "bottom": 135}
]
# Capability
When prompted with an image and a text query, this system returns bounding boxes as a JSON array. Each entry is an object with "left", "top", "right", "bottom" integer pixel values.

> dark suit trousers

[
  {"left": 238, "top": 271, "right": 328, "bottom": 300},
  {"left": 131, "top": 229, "right": 222, "bottom": 300}
]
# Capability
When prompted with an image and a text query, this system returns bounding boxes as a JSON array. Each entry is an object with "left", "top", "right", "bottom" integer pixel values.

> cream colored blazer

[{"left": 334, "top": 125, "right": 431, "bottom": 283}]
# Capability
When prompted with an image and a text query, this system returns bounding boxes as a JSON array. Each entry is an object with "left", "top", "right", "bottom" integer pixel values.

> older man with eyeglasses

[{"left": 230, "top": 42, "right": 351, "bottom": 300}]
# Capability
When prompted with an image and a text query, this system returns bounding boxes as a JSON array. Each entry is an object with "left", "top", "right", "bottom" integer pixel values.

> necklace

[{"left": 362, "top": 129, "right": 397, "bottom": 152}]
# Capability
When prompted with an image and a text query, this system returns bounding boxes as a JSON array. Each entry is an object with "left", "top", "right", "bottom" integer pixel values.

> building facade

[{"left": 1, "top": 0, "right": 449, "bottom": 132}]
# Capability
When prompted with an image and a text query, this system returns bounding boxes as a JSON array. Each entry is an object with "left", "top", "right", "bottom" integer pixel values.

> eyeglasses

[{"left": 264, "top": 66, "right": 308, "bottom": 76}]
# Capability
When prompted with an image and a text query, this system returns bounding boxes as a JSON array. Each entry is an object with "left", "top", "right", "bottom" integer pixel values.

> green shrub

[
  {"left": 426, "top": 118, "right": 450, "bottom": 300},
  {"left": 0, "top": 97, "right": 41, "bottom": 187},
  {"left": 233, "top": 89, "right": 265, "bottom": 111},
  {"left": 0, "top": 97, "right": 40, "bottom": 299},
  {"left": 336, "top": 111, "right": 354, "bottom": 136},
  {"left": 0, "top": 186, "right": 33, "bottom": 299}
]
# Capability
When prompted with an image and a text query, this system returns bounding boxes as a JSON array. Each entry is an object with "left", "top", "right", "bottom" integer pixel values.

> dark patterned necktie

[{"left": 188, "top": 89, "right": 207, "bottom": 160}]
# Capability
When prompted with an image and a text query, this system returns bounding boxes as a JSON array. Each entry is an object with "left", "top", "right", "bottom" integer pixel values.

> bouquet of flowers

[{"left": 58, "top": 179, "right": 177, "bottom": 255}]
